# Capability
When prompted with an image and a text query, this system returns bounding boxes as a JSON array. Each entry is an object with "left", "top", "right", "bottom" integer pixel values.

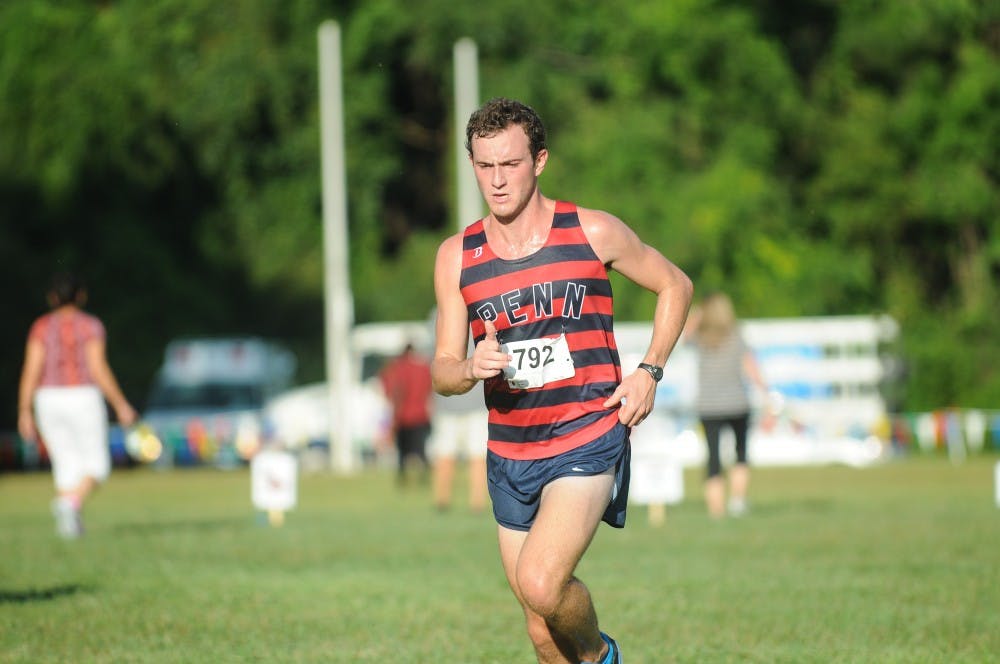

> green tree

[{"left": 1, "top": 0, "right": 997, "bottom": 425}]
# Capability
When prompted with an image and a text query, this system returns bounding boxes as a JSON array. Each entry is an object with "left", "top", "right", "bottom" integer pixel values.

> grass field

[{"left": 1, "top": 455, "right": 998, "bottom": 663}]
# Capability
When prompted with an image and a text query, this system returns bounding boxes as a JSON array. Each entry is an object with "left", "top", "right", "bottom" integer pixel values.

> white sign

[
  {"left": 995, "top": 461, "right": 1000, "bottom": 509},
  {"left": 629, "top": 411, "right": 685, "bottom": 505},
  {"left": 251, "top": 450, "right": 298, "bottom": 512}
]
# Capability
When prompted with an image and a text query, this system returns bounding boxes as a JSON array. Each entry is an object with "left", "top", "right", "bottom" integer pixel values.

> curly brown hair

[{"left": 465, "top": 97, "right": 546, "bottom": 161}]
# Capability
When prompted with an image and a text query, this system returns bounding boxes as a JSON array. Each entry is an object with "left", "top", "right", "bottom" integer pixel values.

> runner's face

[{"left": 470, "top": 125, "right": 547, "bottom": 222}]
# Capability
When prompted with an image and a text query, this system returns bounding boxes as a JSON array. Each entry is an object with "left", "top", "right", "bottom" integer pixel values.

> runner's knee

[{"left": 517, "top": 566, "right": 565, "bottom": 618}]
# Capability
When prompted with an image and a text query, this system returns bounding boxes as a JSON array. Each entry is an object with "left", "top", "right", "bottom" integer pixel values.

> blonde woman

[
  {"left": 18, "top": 272, "right": 137, "bottom": 538},
  {"left": 686, "top": 292, "right": 767, "bottom": 518}
]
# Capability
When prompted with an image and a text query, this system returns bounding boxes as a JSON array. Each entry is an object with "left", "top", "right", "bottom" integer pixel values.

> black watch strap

[{"left": 637, "top": 362, "right": 663, "bottom": 382}]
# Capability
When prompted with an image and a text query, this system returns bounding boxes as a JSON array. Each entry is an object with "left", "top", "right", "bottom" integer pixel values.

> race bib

[{"left": 501, "top": 333, "right": 575, "bottom": 389}]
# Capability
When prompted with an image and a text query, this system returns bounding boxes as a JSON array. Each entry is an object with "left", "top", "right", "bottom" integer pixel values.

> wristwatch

[{"left": 637, "top": 362, "right": 663, "bottom": 382}]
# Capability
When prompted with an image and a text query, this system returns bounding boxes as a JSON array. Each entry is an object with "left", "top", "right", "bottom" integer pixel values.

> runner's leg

[{"left": 497, "top": 471, "right": 615, "bottom": 663}]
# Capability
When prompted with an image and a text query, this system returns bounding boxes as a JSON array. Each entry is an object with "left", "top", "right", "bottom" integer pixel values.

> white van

[{"left": 143, "top": 337, "right": 296, "bottom": 467}]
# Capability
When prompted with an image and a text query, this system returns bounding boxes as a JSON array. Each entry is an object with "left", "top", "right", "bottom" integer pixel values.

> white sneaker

[
  {"left": 51, "top": 497, "right": 82, "bottom": 539},
  {"left": 727, "top": 497, "right": 748, "bottom": 517}
]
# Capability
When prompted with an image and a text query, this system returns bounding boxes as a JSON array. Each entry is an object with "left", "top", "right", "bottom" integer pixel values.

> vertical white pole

[
  {"left": 318, "top": 21, "right": 356, "bottom": 473},
  {"left": 453, "top": 38, "right": 481, "bottom": 233}
]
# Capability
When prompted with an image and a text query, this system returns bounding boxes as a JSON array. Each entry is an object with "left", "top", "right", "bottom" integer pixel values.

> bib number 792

[
  {"left": 501, "top": 334, "right": 575, "bottom": 389},
  {"left": 511, "top": 344, "right": 554, "bottom": 371}
]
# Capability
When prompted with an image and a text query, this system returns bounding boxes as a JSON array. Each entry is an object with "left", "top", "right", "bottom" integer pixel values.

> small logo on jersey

[
  {"left": 571, "top": 467, "right": 585, "bottom": 472},
  {"left": 473, "top": 246, "right": 483, "bottom": 259}
]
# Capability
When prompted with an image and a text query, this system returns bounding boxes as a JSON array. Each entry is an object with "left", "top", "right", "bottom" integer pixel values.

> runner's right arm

[{"left": 431, "top": 234, "right": 508, "bottom": 395}]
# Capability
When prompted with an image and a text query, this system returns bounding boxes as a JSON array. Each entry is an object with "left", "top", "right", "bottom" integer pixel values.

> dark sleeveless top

[{"left": 460, "top": 201, "right": 622, "bottom": 460}]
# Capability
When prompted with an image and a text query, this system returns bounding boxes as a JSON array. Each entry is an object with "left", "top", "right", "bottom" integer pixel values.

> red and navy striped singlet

[{"left": 460, "top": 201, "right": 623, "bottom": 460}]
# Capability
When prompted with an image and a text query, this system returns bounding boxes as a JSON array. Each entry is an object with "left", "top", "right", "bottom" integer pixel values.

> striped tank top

[
  {"left": 28, "top": 308, "right": 105, "bottom": 387},
  {"left": 460, "top": 201, "right": 622, "bottom": 460},
  {"left": 695, "top": 332, "right": 751, "bottom": 417}
]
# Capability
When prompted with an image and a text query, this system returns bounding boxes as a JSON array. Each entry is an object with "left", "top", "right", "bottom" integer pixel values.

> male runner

[{"left": 432, "top": 98, "right": 692, "bottom": 663}]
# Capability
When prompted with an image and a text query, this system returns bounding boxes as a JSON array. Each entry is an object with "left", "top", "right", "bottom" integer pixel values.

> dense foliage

[{"left": 1, "top": 0, "right": 997, "bottom": 424}]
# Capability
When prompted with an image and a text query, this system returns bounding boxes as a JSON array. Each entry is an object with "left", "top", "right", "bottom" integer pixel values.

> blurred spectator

[
  {"left": 379, "top": 342, "right": 433, "bottom": 485},
  {"left": 17, "top": 272, "right": 137, "bottom": 538},
  {"left": 430, "top": 378, "right": 488, "bottom": 514},
  {"left": 685, "top": 291, "right": 767, "bottom": 518}
]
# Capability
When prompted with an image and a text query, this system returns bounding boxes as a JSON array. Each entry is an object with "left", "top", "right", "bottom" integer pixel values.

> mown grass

[{"left": 1, "top": 455, "right": 998, "bottom": 663}]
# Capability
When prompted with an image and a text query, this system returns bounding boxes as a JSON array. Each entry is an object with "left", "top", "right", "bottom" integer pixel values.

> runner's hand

[
  {"left": 603, "top": 369, "right": 657, "bottom": 427},
  {"left": 471, "top": 319, "right": 510, "bottom": 380}
]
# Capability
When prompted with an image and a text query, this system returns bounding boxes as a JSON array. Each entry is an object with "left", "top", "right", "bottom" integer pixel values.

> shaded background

[{"left": 2, "top": 0, "right": 998, "bottom": 429}]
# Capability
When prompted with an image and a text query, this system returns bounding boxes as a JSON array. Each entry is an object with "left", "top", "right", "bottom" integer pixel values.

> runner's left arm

[{"left": 582, "top": 209, "right": 693, "bottom": 426}]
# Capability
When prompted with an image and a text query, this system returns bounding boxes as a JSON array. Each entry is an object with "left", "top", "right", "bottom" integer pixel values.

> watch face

[{"left": 640, "top": 363, "right": 662, "bottom": 381}]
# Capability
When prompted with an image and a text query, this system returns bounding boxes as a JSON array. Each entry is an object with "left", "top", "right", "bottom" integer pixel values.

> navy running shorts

[{"left": 487, "top": 422, "right": 631, "bottom": 532}]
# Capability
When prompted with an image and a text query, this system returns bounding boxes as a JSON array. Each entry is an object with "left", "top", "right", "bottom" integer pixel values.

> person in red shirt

[
  {"left": 18, "top": 272, "right": 137, "bottom": 539},
  {"left": 379, "top": 342, "right": 433, "bottom": 486}
]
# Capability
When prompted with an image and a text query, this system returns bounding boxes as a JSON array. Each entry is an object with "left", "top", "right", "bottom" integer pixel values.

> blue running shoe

[{"left": 599, "top": 632, "right": 622, "bottom": 664}]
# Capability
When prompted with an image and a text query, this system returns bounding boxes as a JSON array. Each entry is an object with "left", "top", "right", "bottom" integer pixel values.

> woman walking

[
  {"left": 686, "top": 292, "right": 768, "bottom": 518},
  {"left": 18, "top": 272, "right": 137, "bottom": 538}
]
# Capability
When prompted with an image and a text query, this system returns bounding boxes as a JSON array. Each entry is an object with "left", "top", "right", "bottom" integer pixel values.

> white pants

[
  {"left": 429, "top": 409, "right": 488, "bottom": 461},
  {"left": 34, "top": 385, "right": 110, "bottom": 491}
]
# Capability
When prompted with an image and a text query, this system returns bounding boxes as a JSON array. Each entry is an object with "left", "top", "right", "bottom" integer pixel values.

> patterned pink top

[{"left": 28, "top": 308, "right": 106, "bottom": 387}]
